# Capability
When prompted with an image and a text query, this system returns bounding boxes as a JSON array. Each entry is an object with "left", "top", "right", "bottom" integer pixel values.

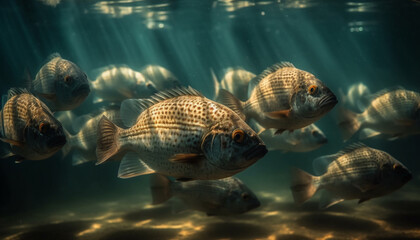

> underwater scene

[{"left": 1, "top": 0, "right": 420, "bottom": 239}]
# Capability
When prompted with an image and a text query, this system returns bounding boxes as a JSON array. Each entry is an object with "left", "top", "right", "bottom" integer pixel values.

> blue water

[{"left": 1, "top": 0, "right": 420, "bottom": 239}]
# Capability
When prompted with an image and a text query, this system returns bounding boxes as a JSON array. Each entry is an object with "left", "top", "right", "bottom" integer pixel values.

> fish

[
  {"left": 62, "top": 106, "right": 125, "bottom": 166},
  {"left": 290, "top": 143, "right": 412, "bottom": 209},
  {"left": 96, "top": 86, "right": 267, "bottom": 180},
  {"left": 212, "top": 67, "right": 256, "bottom": 101},
  {"left": 150, "top": 174, "right": 260, "bottom": 216},
  {"left": 253, "top": 121, "right": 327, "bottom": 152},
  {"left": 0, "top": 88, "right": 66, "bottom": 161},
  {"left": 219, "top": 62, "right": 337, "bottom": 134},
  {"left": 338, "top": 88, "right": 420, "bottom": 141},
  {"left": 90, "top": 65, "right": 157, "bottom": 103},
  {"left": 31, "top": 53, "right": 90, "bottom": 111},
  {"left": 140, "top": 65, "right": 181, "bottom": 91},
  {"left": 340, "top": 82, "right": 371, "bottom": 112}
]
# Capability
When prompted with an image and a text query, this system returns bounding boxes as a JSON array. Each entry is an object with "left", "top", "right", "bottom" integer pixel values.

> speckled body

[
  {"left": 245, "top": 65, "right": 334, "bottom": 130},
  {"left": 171, "top": 177, "right": 260, "bottom": 215},
  {"left": 110, "top": 90, "right": 266, "bottom": 180},
  {"left": 358, "top": 90, "right": 420, "bottom": 135},
  {"left": 92, "top": 66, "right": 157, "bottom": 103},
  {"left": 318, "top": 146, "right": 410, "bottom": 201},
  {"left": 0, "top": 92, "right": 65, "bottom": 160}
]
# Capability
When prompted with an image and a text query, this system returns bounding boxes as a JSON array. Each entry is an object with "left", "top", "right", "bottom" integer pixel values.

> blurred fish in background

[
  {"left": 150, "top": 174, "right": 260, "bottom": 216},
  {"left": 96, "top": 87, "right": 267, "bottom": 180},
  {"left": 290, "top": 143, "right": 412, "bottom": 209},
  {"left": 219, "top": 62, "right": 337, "bottom": 135},
  {"left": 0, "top": 88, "right": 66, "bottom": 162},
  {"left": 29, "top": 53, "right": 90, "bottom": 112},
  {"left": 340, "top": 82, "right": 371, "bottom": 112},
  {"left": 212, "top": 67, "right": 256, "bottom": 101},
  {"left": 89, "top": 65, "right": 157, "bottom": 104},
  {"left": 140, "top": 65, "right": 182, "bottom": 91},
  {"left": 338, "top": 88, "right": 420, "bottom": 141}
]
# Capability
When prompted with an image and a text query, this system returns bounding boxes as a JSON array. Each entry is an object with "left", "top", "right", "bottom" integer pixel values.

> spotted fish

[
  {"left": 0, "top": 88, "right": 66, "bottom": 161},
  {"left": 290, "top": 143, "right": 412, "bottom": 209},
  {"left": 96, "top": 87, "right": 267, "bottom": 180},
  {"left": 219, "top": 62, "right": 337, "bottom": 134},
  {"left": 338, "top": 88, "right": 420, "bottom": 141},
  {"left": 151, "top": 174, "right": 260, "bottom": 216}
]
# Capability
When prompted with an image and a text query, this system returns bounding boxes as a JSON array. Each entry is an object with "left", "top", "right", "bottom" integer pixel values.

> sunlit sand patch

[
  {"left": 76, "top": 223, "right": 102, "bottom": 237},
  {"left": 106, "top": 218, "right": 123, "bottom": 223},
  {"left": 133, "top": 219, "right": 152, "bottom": 227}
]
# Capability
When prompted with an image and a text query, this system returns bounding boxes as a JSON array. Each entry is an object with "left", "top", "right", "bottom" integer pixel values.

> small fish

[
  {"left": 255, "top": 121, "right": 327, "bottom": 152},
  {"left": 61, "top": 106, "right": 125, "bottom": 166},
  {"left": 0, "top": 88, "right": 66, "bottom": 161},
  {"left": 219, "top": 62, "right": 337, "bottom": 134},
  {"left": 340, "top": 82, "right": 371, "bottom": 112},
  {"left": 140, "top": 65, "right": 181, "bottom": 91},
  {"left": 150, "top": 174, "right": 260, "bottom": 216},
  {"left": 290, "top": 143, "right": 412, "bottom": 209},
  {"left": 338, "top": 88, "right": 420, "bottom": 141},
  {"left": 91, "top": 65, "right": 157, "bottom": 103},
  {"left": 96, "top": 87, "right": 267, "bottom": 180},
  {"left": 212, "top": 68, "right": 256, "bottom": 101},
  {"left": 31, "top": 53, "right": 90, "bottom": 111}
]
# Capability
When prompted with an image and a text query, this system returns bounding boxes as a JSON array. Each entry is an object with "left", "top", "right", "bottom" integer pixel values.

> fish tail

[
  {"left": 150, "top": 174, "right": 173, "bottom": 204},
  {"left": 60, "top": 127, "right": 74, "bottom": 157},
  {"left": 337, "top": 107, "right": 360, "bottom": 141},
  {"left": 96, "top": 116, "right": 121, "bottom": 165},
  {"left": 218, "top": 89, "right": 246, "bottom": 120},
  {"left": 290, "top": 168, "right": 319, "bottom": 205},
  {"left": 211, "top": 68, "right": 220, "bottom": 100}
]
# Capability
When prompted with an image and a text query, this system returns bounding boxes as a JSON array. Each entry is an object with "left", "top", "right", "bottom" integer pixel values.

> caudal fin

[
  {"left": 290, "top": 168, "right": 319, "bottom": 205},
  {"left": 218, "top": 89, "right": 246, "bottom": 120},
  {"left": 60, "top": 127, "right": 74, "bottom": 157},
  {"left": 337, "top": 108, "right": 361, "bottom": 141},
  {"left": 211, "top": 68, "right": 220, "bottom": 100},
  {"left": 96, "top": 116, "right": 120, "bottom": 165},
  {"left": 150, "top": 174, "right": 173, "bottom": 204}
]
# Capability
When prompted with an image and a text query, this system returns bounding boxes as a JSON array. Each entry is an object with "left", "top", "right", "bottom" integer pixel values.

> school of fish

[{"left": 0, "top": 53, "right": 416, "bottom": 214}]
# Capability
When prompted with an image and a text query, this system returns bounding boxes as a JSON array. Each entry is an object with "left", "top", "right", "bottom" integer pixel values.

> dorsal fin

[
  {"left": 7, "top": 88, "right": 30, "bottom": 99},
  {"left": 120, "top": 86, "right": 204, "bottom": 127},
  {"left": 338, "top": 142, "right": 367, "bottom": 155},
  {"left": 368, "top": 86, "right": 405, "bottom": 101},
  {"left": 248, "top": 62, "right": 295, "bottom": 95},
  {"left": 47, "top": 52, "right": 62, "bottom": 61}
]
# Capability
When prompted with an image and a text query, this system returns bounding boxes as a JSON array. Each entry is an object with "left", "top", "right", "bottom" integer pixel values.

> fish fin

[
  {"left": 72, "top": 151, "right": 93, "bottom": 166},
  {"left": 118, "top": 152, "right": 155, "bottom": 178},
  {"left": 358, "top": 198, "right": 371, "bottom": 204},
  {"left": 257, "top": 127, "right": 266, "bottom": 135},
  {"left": 37, "top": 93, "right": 57, "bottom": 101},
  {"left": 150, "top": 174, "right": 173, "bottom": 204},
  {"left": 264, "top": 110, "right": 290, "bottom": 119},
  {"left": 313, "top": 154, "right": 338, "bottom": 175},
  {"left": 120, "top": 99, "right": 149, "bottom": 127},
  {"left": 359, "top": 128, "right": 382, "bottom": 139},
  {"left": 337, "top": 107, "right": 361, "bottom": 141},
  {"left": 169, "top": 153, "right": 205, "bottom": 163},
  {"left": 176, "top": 178, "right": 194, "bottom": 182},
  {"left": 248, "top": 62, "right": 295, "bottom": 96},
  {"left": 1, "top": 151, "right": 16, "bottom": 159},
  {"left": 0, "top": 138, "right": 25, "bottom": 147},
  {"left": 47, "top": 52, "right": 62, "bottom": 61},
  {"left": 290, "top": 168, "right": 319, "bottom": 205},
  {"left": 339, "top": 142, "right": 367, "bottom": 154},
  {"left": 60, "top": 128, "right": 74, "bottom": 157},
  {"left": 218, "top": 89, "right": 246, "bottom": 120},
  {"left": 211, "top": 68, "right": 220, "bottom": 100},
  {"left": 7, "top": 88, "right": 30, "bottom": 99},
  {"left": 96, "top": 116, "right": 121, "bottom": 165},
  {"left": 319, "top": 190, "right": 344, "bottom": 209},
  {"left": 24, "top": 67, "right": 33, "bottom": 90},
  {"left": 274, "top": 129, "right": 286, "bottom": 135},
  {"left": 367, "top": 86, "right": 405, "bottom": 102}
]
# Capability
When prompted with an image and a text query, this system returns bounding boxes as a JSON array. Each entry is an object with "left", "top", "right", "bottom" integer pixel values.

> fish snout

[
  {"left": 318, "top": 92, "right": 338, "bottom": 109},
  {"left": 73, "top": 83, "right": 91, "bottom": 96},
  {"left": 245, "top": 143, "right": 268, "bottom": 162},
  {"left": 403, "top": 171, "right": 413, "bottom": 183}
]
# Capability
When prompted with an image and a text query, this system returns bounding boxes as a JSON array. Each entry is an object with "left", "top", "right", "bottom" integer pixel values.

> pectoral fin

[
  {"left": 352, "top": 182, "right": 374, "bottom": 193},
  {"left": 264, "top": 110, "right": 290, "bottom": 119},
  {"left": 118, "top": 152, "right": 155, "bottom": 178},
  {"left": 38, "top": 93, "right": 57, "bottom": 101},
  {"left": 0, "top": 138, "right": 25, "bottom": 148},
  {"left": 169, "top": 153, "right": 205, "bottom": 163}
]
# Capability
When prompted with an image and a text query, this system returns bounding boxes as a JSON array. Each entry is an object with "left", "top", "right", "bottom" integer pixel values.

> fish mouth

[
  {"left": 403, "top": 172, "right": 413, "bottom": 183},
  {"left": 73, "top": 84, "right": 91, "bottom": 96},
  {"left": 318, "top": 137, "right": 328, "bottom": 144},
  {"left": 244, "top": 143, "right": 268, "bottom": 162},
  {"left": 318, "top": 94, "right": 338, "bottom": 109}
]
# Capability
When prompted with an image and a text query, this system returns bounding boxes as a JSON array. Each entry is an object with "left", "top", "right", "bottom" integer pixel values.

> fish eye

[
  {"left": 232, "top": 129, "right": 245, "bottom": 143},
  {"left": 64, "top": 75, "right": 73, "bottom": 84},
  {"left": 307, "top": 85, "right": 318, "bottom": 95},
  {"left": 241, "top": 193, "right": 250, "bottom": 200},
  {"left": 39, "top": 122, "right": 50, "bottom": 134},
  {"left": 393, "top": 164, "right": 402, "bottom": 170},
  {"left": 311, "top": 130, "right": 318, "bottom": 136}
]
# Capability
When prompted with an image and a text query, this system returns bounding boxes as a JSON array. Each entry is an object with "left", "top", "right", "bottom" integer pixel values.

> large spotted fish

[
  {"left": 338, "top": 88, "right": 420, "bottom": 141},
  {"left": 96, "top": 87, "right": 267, "bottom": 181},
  {"left": 219, "top": 62, "right": 337, "bottom": 134},
  {"left": 0, "top": 88, "right": 66, "bottom": 161},
  {"left": 290, "top": 143, "right": 412, "bottom": 209},
  {"left": 31, "top": 53, "right": 90, "bottom": 111}
]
